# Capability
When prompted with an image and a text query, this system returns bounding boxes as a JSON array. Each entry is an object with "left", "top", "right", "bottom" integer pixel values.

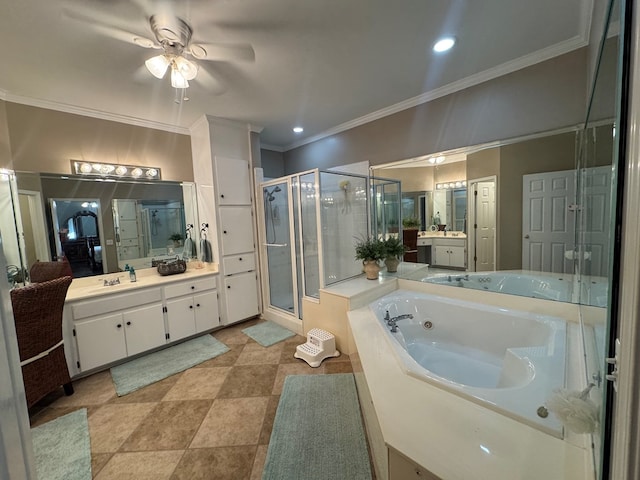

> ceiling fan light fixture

[
  {"left": 174, "top": 56, "right": 198, "bottom": 80},
  {"left": 145, "top": 54, "right": 170, "bottom": 79},
  {"left": 171, "top": 67, "right": 189, "bottom": 89}
]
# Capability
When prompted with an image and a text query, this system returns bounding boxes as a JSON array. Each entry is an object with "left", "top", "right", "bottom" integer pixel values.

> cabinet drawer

[
  {"left": 223, "top": 253, "right": 256, "bottom": 275},
  {"left": 164, "top": 277, "right": 217, "bottom": 299},
  {"left": 72, "top": 288, "right": 162, "bottom": 320},
  {"left": 431, "top": 238, "right": 466, "bottom": 248}
]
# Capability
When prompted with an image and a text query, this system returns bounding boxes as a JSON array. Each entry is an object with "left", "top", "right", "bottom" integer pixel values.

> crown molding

[
  {"left": 260, "top": 144, "right": 284, "bottom": 153},
  {"left": 3, "top": 92, "right": 191, "bottom": 135},
  {"left": 283, "top": 35, "right": 589, "bottom": 152}
]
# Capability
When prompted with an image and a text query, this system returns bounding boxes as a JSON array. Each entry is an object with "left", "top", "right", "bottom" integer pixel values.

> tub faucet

[{"left": 388, "top": 313, "right": 413, "bottom": 332}]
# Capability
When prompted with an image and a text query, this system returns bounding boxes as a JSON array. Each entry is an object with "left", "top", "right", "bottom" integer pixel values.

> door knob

[{"left": 524, "top": 234, "right": 530, "bottom": 239}]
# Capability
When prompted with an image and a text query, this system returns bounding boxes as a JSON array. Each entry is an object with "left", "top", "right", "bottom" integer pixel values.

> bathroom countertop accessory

[{"left": 294, "top": 328, "right": 340, "bottom": 367}]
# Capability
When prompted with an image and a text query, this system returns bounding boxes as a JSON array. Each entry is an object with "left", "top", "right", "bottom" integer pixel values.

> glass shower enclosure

[{"left": 258, "top": 169, "right": 375, "bottom": 326}]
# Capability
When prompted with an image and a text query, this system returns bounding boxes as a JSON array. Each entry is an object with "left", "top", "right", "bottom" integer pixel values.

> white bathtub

[
  {"left": 422, "top": 271, "right": 573, "bottom": 302},
  {"left": 369, "top": 289, "right": 566, "bottom": 436}
]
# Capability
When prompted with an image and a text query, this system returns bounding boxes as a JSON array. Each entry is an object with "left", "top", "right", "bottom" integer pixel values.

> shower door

[{"left": 262, "top": 180, "right": 298, "bottom": 315}]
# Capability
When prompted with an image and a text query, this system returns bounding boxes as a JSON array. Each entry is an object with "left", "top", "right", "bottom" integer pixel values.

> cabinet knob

[
  {"left": 239, "top": 257, "right": 243, "bottom": 261},
  {"left": 223, "top": 230, "right": 228, "bottom": 234},
  {"left": 221, "top": 194, "right": 225, "bottom": 198},
  {"left": 227, "top": 285, "right": 231, "bottom": 289},
  {"left": 196, "top": 303, "right": 201, "bottom": 307},
  {"left": 117, "top": 324, "right": 122, "bottom": 328},
  {"left": 126, "top": 321, "right": 132, "bottom": 326},
  {"left": 191, "top": 285, "right": 195, "bottom": 290},
  {"left": 189, "top": 305, "right": 193, "bottom": 309}
]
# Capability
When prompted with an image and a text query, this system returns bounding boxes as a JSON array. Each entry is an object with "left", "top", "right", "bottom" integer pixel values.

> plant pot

[
  {"left": 362, "top": 260, "right": 381, "bottom": 280},
  {"left": 385, "top": 256, "right": 400, "bottom": 273}
]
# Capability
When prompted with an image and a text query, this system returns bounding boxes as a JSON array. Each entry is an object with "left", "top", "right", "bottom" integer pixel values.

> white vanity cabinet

[
  {"left": 164, "top": 277, "right": 220, "bottom": 342},
  {"left": 215, "top": 156, "right": 252, "bottom": 205},
  {"left": 190, "top": 117, "right": 261, "bottom": 327},
  {"left": 432, "top": 238, "right": 466, "bottom": 269},
  {"left": 72, "top": 288, "right": 165, "bottom": 372}
]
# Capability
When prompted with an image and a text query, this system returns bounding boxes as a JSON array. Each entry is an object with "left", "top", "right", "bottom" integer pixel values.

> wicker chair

[
  {"left": 10, "top": 276, "right": 74, "bottom": 408},
  {"left": 29, "top": 259, "right": 73, "bottom": 283}
]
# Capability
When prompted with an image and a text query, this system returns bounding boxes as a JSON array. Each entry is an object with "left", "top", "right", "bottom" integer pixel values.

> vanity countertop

[
  {"left": 417, "top": 231, "right": 466, "bottom": 238},
  {"left": 66, "top": 263, "right": 219, "bottom": 302}
]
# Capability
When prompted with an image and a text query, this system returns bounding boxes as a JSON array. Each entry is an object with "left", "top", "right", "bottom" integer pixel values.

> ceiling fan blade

[
  {"left": 61, "top": 8, "right": 158, "bottom": 48},
  {"left": 195, "top": 67, "right": 227, "bottom": 95},
  {"left": 187, "top": 42, "right": 255, "bottom": 62}
]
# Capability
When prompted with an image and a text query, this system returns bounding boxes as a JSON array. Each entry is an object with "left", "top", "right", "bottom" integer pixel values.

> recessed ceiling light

[
  {"left": 293, "top": 126, "right": 304, "bottom": 133},
  {"left": 433, "top": 37, "right": 455, "bottom": 53}
]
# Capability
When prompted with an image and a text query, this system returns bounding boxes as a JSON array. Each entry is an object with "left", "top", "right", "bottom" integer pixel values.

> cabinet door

[
  {"left": 75, "top": 313, "right": 127, "bottom": 371},
  {"left": 122, "top": 303, "right": 166, "bottom": 356},
  {"left": 223, "top": 272, "right": 259, "bottom": 325},
  {"left": 215, "top": 157, "right": 251, "bottom": 205},
  {"left": 219, "top": 206, "right": 254, "bottom": 255},
  {"left": 432, "top": 246, "right": 449, "bottom": 266},
  {"left": 194, "top": 290, "right": 220, "bottom": 332},
  {"left": 449, "top": 246, "right": 466, "bottom": 268},
  {"left": 166, "top": 297, "right": 197, "bottom": 342}
]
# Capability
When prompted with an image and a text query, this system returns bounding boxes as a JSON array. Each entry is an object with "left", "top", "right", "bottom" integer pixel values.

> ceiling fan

[
  {"left": 62, "top": 8, "right": 255, "bottom": 91},
  {"left": 138, "top": 14, "right": 255, "bottom": 89}
]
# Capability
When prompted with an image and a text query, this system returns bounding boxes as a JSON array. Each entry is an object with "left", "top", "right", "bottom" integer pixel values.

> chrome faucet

[
  {"left": 387, "top": 313, "right": 414, "bottom": 332},
  {"left": 103, "top": 277, "right": 121, "bottom": 286}
]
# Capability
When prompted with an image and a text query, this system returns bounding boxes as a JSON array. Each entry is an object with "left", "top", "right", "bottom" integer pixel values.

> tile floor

[{"left": 29, "top": 318, "right": 356, "bottom": 480}]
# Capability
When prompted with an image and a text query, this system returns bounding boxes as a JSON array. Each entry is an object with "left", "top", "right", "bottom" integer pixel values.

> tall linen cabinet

[{"left": 190, "top": 115, "right": 261, "bottom": 325}]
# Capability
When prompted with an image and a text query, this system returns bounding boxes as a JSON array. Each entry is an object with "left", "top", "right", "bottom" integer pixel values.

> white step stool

[{"left": 294, "top": 328, "right": 340, "bottom": 367}]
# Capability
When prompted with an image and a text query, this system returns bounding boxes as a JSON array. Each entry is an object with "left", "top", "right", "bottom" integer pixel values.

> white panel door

[
  {"left": 215, "top": 157, "right": 251, "bottom": 205},
  {"left": 523, "top": 170, "right": 576, "bottom": 273},
  {"left": 579, "top": 166, "right": 612, "bottom": 277},
  {"left": 474, "top": 181, "right": 496, "bottom": 271},
  {"left": 219, "top": 206, "right": 254, "bottom": 255}
]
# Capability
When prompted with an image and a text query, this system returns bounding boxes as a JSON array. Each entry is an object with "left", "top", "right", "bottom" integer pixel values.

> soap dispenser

[{"left": 129, "top": 267, "right": 136, "bottom": 282}]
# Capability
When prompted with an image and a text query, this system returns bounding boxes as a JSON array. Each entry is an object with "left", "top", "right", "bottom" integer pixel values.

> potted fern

[
  {"left": 383, "top": 235, "right": 407, "bottom": 272},
  {"left": 354, "top": 236, "right": 386, "bottom": 280}
]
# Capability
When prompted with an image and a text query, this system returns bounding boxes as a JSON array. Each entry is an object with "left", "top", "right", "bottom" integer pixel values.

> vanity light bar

[
  {"left": 71, "top": 160, "right": 162, "bottom": 180},
  {"left": 435, "top": 180, "right": 467, "bottom": 190}
]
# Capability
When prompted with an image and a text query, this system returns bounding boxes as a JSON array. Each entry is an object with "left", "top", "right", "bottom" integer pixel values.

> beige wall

[
  {"left": 434, "top": 162, "right": 465, "bottom": 185},
  {"left": 372, "top": 166, "right": 434, "bottom": 192},
  {"left": 283, "top": 49, "right": 588, "bottom": 174},
  {"left": 0, "top": 101, "right": 11, "bottom": 169},
  {"left": 4, "top": 102, "right": 193, "bottom": 182}
]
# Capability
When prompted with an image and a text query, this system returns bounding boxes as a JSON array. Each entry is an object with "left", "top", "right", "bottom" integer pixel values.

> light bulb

[
  {"left": 145, "top": 55, "right": 170, "bottom": 79},
  {"left": 171, "top": 67, "right": 189, "bottom": 89},
  {"left": 174, "top": 56, "right": 198, "bottom": 80},
  {"left": 131, "top": 168, "right": 143, "bottom": 177},
  {"left": 115, "top": 165, "right": 128, "bottom": 176}
]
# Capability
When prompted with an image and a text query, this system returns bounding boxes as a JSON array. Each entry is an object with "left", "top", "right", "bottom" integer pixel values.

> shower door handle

[{"left": 263, "top": 243, "right": 288, "bottom": 247}]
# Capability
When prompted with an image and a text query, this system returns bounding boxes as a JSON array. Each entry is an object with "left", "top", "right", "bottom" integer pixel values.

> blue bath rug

[
  {"left": 263, "top": 374, "right": 372, "bottom": 479},
  {"left": 32, "top": 408, "right": 92, "bottom": 480},
  {"left": 242, "top": 321, "right": 295, "bottom": 347},
  {"left": 111, "top": 335, "right": 229, "bottom": 396}
]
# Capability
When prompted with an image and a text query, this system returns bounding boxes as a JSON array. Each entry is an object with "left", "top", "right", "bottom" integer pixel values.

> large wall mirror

[
  {"left": 5, "top": 171, "right": 199, "bottom": 280},
  {"left": 373, "top": 121, "right": 614, "bottom": 309}
]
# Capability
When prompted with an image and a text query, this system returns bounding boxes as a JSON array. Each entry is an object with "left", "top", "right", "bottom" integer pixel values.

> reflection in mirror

[
  {"left": 49, "top": 199, "right": 103, "bottom": 277},
  {"left": 11, "top": 172, "right": 198, "bottom": 278},
  {"left": 373, "top": 125, "right": 614, "bottom": 308},
  {"left": 112, "top": 198, "right": 186, "bottom": 270}
]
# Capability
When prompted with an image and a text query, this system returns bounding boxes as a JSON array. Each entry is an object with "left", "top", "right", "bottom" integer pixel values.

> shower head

[{"left": 264, "top": 186, "right": 282, "bottom": 200}]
